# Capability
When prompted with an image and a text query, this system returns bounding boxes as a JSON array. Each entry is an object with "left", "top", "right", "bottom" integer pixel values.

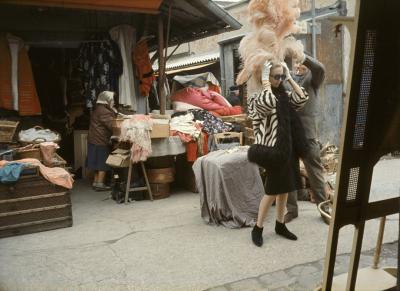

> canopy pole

[{"left": 157, "top": 14, "right": 166, "bottom": 115}]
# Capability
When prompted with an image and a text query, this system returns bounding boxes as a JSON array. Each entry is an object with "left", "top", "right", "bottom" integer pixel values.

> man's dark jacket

[{"left": 293, "top": 55, "right": 326, "bottom": 140}]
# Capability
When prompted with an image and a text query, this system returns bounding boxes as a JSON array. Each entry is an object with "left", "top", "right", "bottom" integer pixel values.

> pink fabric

[
  {"left": 236, "top": 0, "right": 304, "bottom": 85},
  {"left": 0, "top": 158, "right": 73, "bottom": 189},
  {"left": 171, "top": 87, "right": 233, "bottom": 112},
  {"left": 211, "top": 106, "right": 243, "bottom": 117}
]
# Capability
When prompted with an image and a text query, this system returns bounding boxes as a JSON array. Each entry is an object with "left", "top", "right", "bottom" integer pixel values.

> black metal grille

[
  {"left": 346, "top": 167, "right": 360, "bottom": 201},
  {"left": 353, "top": 30, "right": 377, "bottom": 149}
]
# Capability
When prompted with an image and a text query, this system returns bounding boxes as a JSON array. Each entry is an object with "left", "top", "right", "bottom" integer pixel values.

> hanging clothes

[
  {"left": 109, "top": 25, "right": 137, "bottom": 110},
  {"left": 133, "top": 38, "right": 155, "bottom": 97},
  {"left": 0, "top": 34, "right": 41, "bottom": 116},
  {"left": 78, "top": 36, "right": 122, "bottom": 108},
  {"left": 0, "top": 34, "right": 13, "bottom": 111},
  {"left": 7, "top": 35, "right": 22, "bottom": 111},
  {"left": 17, "top": 44, "right": 42, "bottom": 116}
]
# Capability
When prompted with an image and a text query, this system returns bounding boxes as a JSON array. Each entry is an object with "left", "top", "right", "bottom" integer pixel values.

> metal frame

[{"left": 322, "top": 1, "right": 400, "bottom": 290}]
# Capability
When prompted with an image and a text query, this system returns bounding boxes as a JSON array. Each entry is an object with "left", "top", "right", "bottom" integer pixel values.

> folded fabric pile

[
  {"left": 170, "top": 113, "right": 201, "bottom": 142},
  {"left": 120, "top": 115, "right": 153, "bottom": 163}
]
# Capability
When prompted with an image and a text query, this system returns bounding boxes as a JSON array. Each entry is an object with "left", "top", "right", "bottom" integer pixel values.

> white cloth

[
  {"left": 172, "top": 101, "right": 202, "bottom": 112},
  {"left": 19, "top": 128, "right": 60, "bottom": 143},
  {"left": 7, "top": 34, "right": 23, "bottom": 111},
  {"left": 170, "top": 113, "right": 201, "bottom": 139},
  {"left": 150, "top": 136, "right": 186, "bottom": 157},
  {"left": 109, "top": 25, "right": 137, "bottom": 110}
]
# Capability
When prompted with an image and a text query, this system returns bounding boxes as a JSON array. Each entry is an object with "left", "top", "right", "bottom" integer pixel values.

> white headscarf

[{"left": 96, "top": 91, "right": 117, "bottom": 113}]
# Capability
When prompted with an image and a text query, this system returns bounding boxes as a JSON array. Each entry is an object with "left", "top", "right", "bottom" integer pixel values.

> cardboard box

[
  {"left": 106, "top": 149, "right": 131, "bottom": 168},
  {"left": 150, "top": 119, "right": 170, "bottom": 138}
]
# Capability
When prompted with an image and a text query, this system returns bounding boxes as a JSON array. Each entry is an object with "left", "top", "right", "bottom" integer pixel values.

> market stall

[{"left": 0, "top": 0, "right": 243, "bottom": 237}]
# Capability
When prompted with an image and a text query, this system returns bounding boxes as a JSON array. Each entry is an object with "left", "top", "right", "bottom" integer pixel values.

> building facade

[{"left": 168, "top": 0, "right": 356, "bottom": 146}]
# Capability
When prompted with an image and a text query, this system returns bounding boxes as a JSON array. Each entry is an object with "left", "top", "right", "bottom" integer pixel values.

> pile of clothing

[
  {"left": 119, "top": 115, "right": 153, "bottom": 163},
  {"left": 170, "top": 109, "right": 236, "bottom": 162}
]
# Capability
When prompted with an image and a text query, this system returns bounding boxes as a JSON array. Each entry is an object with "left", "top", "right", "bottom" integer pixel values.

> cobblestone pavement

[{"left": 207, "top": 241, "right": 398, "bottom": 291}]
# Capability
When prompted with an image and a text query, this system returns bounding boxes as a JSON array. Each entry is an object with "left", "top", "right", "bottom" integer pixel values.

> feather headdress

[{"left": 237, "top": 0, "right": 305, "bottom": 93}]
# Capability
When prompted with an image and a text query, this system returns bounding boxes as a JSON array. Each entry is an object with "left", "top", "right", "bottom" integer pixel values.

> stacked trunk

[{"left": 0, "top": 169, "right": 72, "bottom": 238}]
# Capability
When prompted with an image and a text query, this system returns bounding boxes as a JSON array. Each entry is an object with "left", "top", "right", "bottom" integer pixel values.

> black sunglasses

[{"left": 272, "top": 74, "right": 286, "bottom": 81}]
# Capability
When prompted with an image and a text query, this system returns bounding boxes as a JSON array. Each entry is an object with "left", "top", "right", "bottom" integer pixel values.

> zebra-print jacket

[{"left": 248, "top": 86, "right": 309, "bottom": 147}]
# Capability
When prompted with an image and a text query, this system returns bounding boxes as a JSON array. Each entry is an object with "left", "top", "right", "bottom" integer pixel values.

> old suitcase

[{"left": 0, "top": 171, "right": 73, "bottom": 238}]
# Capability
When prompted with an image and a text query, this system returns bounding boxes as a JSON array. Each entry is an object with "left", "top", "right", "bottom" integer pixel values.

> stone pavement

[
  {"left": 0, "top": 158, "right": 398, "bottom": 290},
  {"left": 208, "top": 242, "right": 398, "bottom": 291}
]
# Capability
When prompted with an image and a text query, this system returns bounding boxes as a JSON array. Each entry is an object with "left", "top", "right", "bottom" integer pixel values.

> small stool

[{"left": 124, "top": 159, "right": 153, "bottom": 204}]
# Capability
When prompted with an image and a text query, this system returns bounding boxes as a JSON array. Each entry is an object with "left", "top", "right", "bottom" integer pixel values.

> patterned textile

[
  {"left": 189, "top": 109, "right": 233, "bottom": 134},
  {"left": 78, "top": 36, "right": 122, "bottom": 108}
]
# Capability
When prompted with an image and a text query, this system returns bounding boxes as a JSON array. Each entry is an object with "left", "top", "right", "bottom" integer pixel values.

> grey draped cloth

[{"left": 193, "top": 148, "right": 264, "bottom": 228}]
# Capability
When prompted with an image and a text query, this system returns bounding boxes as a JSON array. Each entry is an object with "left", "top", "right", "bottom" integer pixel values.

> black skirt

[{"left": 264, "top": 146, "right": 302, "bottom": 195}]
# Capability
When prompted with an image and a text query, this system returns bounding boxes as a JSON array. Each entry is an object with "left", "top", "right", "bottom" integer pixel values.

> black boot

[
  {"left": 251, "top": 224, "right": 264, "bottom": 247},
  {"left": 275, "top": 221, "right": 297, "bottom": 240}
]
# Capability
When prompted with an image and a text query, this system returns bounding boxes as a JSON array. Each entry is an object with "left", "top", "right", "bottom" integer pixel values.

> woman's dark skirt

[
  {"left": 248, "top": 144, "right": 302, "bottom": 195},
  {"left": 86, "top": 143, "right": 110, "bottom": 171}
]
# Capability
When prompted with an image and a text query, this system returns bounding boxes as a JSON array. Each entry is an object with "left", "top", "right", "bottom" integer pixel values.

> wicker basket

[
  {"left": 16, "top": 144, "right": 42, "bottom": 161},
  {"left": 150, "top": 183, "right": 170, "bottom": 199},
  {"left": 51, "top": 153, "right": 67, "bottom": 168},
  {"left": 0, "top": 120, "right": 19, "bottom": 143},
  {"left": 146, "top": 167, "right": 175, "bottom": 183}
]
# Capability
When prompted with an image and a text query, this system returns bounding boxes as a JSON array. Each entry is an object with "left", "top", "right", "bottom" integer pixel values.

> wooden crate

[{"left": 0, "top": 176, "right": 72, "bottom": 238}]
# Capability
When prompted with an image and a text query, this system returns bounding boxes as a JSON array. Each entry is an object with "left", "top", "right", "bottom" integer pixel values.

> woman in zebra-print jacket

[{"left": 247, "top": 61, "right": 310, "bottom": 247}]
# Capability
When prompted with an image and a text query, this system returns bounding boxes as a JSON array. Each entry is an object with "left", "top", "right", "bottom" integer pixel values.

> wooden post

[{"left": 157, "top": 14, "right": 166, "bottom": 115}]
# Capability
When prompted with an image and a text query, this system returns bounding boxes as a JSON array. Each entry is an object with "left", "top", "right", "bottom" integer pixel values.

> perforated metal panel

[
  {"left": 346, "top": 167, "right": 360, "bottom": 202},
  {"left": 353, "top": 30, "right": 377, "bottom": 149}
]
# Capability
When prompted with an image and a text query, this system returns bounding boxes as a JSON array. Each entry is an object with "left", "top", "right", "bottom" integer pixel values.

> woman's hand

[{"left": 281, "top": 62, "right": 292, "bottom": 81}]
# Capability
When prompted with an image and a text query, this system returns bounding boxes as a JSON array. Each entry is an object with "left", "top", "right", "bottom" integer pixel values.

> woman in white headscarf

[{"left": 87, "top": 91, "right": 117, "bottom": 191}]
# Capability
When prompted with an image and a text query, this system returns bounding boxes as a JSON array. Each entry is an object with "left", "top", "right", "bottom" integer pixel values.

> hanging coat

[
  {"left": 78, "top": 37, "right": 122, "bottom": 108},
  {"left": 0, "top": 35, "right": 13, "bottom": 111},
  {"left": 17, "top": 45, "right": 42, "bottom": 116},
  {"left": 109, "top": 25, "right": 137, "bottom": 110},
  {"left": 133, "top": 39, "right": 155, "bottom": 97},
  {"left": 0, "top": 34, "right": 41, "bottom": 116}
]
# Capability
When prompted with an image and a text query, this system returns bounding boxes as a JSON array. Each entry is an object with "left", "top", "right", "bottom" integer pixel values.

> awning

[
  {"left": 0, "top": 0, "right": 163, "bottom": 13},
  {"left": 154, "top": 51, "right": 220, "bottom": 74},
  {"left": 164, "top": 62, "right": 218, "bottom": 75},
  {"left": 0, "top": 1, "right": 242, "bottom": 48}
]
